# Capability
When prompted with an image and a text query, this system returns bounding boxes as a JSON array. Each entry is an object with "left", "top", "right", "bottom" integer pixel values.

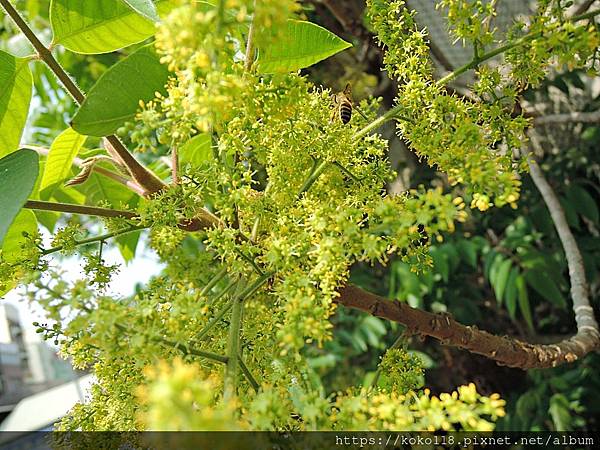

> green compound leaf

[
  {"left": 71, "top": 44, "right": 169, "bottom": 136},
  {"left": 0, "top": 51, "right": 32, "bottom": 158},
  {"left": 50, "top": 0, "right": 172, "bottom": 54},
  {"left": 0, "top": 149, "right": 39, "bottom": 247},
  {"left": 257, "top": 20, "right": 352, "bottom": 73},
  {"left": 39, "top": 128, "right": 88, "bottom": 200},
  {"left": 122, "top": 0, "right": 159, "bottom": 21}
]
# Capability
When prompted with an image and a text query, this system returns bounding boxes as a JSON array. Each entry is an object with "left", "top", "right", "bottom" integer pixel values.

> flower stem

[
  {"left": 41, "top": 225, "right": 146, "bottom": 256},
  {"left": 353, "top": 7, "right": 600, "bottom": 140}
]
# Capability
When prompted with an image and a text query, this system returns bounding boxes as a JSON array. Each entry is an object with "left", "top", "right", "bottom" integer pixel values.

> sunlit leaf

[
  {"left": 50, "top": 0, "right": 174, "bottom": 54},
  {"left": 0, "top": 51, "right": 32, "bottom": 157},
  {"left": 0, "top": 210, "right": 38, "bottom": 296},
  {"left": 39, "top": 128, "right": 87, "bottom": 200},
  {"left": 257, "top": 20, "right": 351, "bottom": 73},
  {"left": 122, "top": 0, "right": 159, "bottom": 21},
  {"left": 71, "top": 44, "right": 169, "bottom": 136}
]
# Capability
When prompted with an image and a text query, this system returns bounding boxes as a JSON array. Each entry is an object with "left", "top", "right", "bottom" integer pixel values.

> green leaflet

[
  {"left": 492, "top": 258, "right": 512, "bottom": 304},
  {"left": 71, "top": 44, "right": 169, "bottom": 136},
  {"left": 0, "top": 149, "right": 39, "bottom": 247},
  {"left": 257, "top": 20, "right": 352, "bottom": 73},
  {"left": 524, "top": 267, "right": 567, "bottom": 309},
  {"left": 179, "top": 134, "right": 213, "bottom": 168},
  {"left": 50, "top": 0, "right": 173, "bottom": 54},
  {"left": 39, "top": 128, "right": 88, "bottom": 200},
  {"left": 122, "top": 0, "right": 159, "bottom": 21},
  {"left": 0, "top": 51, "right": 32, "bottom": 158},
  {"left": 516, "top": 274, "right": 534, "bottom": 331}
]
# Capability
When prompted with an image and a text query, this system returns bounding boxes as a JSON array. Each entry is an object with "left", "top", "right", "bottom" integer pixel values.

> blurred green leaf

[
  {"left": 493, "top": 259, "right": 512, "bottom": 304},
  {"left": 504, "top": 266, "right": 519, "bottom": 311},
  {"left": 517, "top": 275, "right": 534, "bottom": 331},
  {"left": 179, "top": 134, "right": 212, "bottom": 167},
  {"left": 567, "top": 184, "right": 599, "bottom": 225},
  {"left": 457, "top": 239, "right": 478, "bottom": 268},
  {"left": 524, "top": 268, "right": 567, "bottom": 309},
  {"left": 549, "top": 394, "right": 572, "bottom": 431}
]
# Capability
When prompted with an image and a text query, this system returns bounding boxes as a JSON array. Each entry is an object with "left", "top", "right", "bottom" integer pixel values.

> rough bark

[{"left": 336, "top": 284, "right": 599, "bottom": 369}]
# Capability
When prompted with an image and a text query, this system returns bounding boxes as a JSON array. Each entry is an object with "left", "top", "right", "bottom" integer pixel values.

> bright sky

[{"left": 3, "top": 233, "right": 164, "bottom": 335}]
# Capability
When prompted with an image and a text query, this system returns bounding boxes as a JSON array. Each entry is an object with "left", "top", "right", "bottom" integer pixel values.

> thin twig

[
  {"left": 238, "top": 353, "right": 260, "bottom": 391},
  {"left": 25, "top": 200, "right": 138, "bottom": 220},
  {"left": 244, "top": 0, "right": 257, "bottom": 71},
  {"left": 41, "top": 225, "right": 146, "bottom": 256},
  {"left": 22, "top": 145, "right": 146, "bottom": 196}
]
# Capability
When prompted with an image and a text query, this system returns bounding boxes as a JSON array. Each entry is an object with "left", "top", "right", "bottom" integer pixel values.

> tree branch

[
  {"left": 526, "top": 150, "right": 600, "bottom": 350},
  {"left": 336, "top": 284, "right": 598, "bottom": 369},
  {"left": 533, "top": 110, "right": 600, "bottom": 125},
  {"left": 24, "top": 200, "right": 137, "bottom": 220},
  {"left": 41, "top": 225, "right": 146, "bottom": 256}
]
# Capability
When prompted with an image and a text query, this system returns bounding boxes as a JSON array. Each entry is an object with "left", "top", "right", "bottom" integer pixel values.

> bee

[{"left": 331, "top": 83, "right": 354, "bottom": 124}]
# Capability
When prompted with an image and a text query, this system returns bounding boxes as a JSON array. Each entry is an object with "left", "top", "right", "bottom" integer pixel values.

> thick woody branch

[
  {"left": 336, "top": 285, "right": 598, "bottom": 369},
  {"left": 533, "top": 110, "right": 600, "bottom": 125},
  {"left": 526, "top": 150, "right": 600, "bottom": 352}
]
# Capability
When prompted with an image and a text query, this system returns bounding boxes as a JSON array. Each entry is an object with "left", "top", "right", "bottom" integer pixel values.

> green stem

[
  {"left": 157, "top": 337, "right": 229, "bottom": 364},
  {"left": 297, "top": 160, "right": 329, "bottom": 197},
  {"left": 235, "top": 249, "right": 264, "bottom": 276},
  {"left": 238, "top": 272, "right": 274, "bottom": 301},
  {"left": 208, "top": 277, "right": 237, "bottom": 306},
  {"left": 41, "top": 225, "right": 145, "bottom": 256},
  {"left": 353, "top": 7, "right": 600, "bottom": 140},
  {"left": 238, "top": 353, "right": 260, "bottom": 391},
  {"left": 196, "top": 299, "right": 234, "bottom": 342},
  {"left": 224, "top": 281, "right": 245, "bottom": 401},
  {"left": 25, "top": 200, "right": 137, "bottom": 220},
  {"left": 244, "top": 0, "right": 257, "bottom": 71},
  {"left": 113, "top": 323, "right": 229, "bottom": 365},
  {"left": 199, "top": 266, "right": 228, "bottom": 297}
]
